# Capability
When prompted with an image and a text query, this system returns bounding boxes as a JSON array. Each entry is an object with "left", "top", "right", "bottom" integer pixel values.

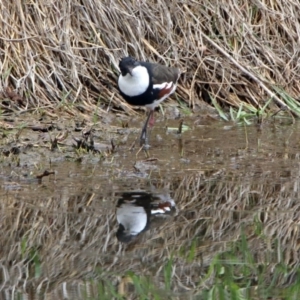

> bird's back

[{"left": 141, "top": 62, "right": 180, "bottom": 85}]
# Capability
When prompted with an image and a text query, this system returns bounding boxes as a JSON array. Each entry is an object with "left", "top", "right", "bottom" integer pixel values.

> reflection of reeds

[
  {"left": 1, "top": 1, "right": 300, "bottom": 118},
  {"left": 1, "top": 167, "right": 300, "bottom": 298}
]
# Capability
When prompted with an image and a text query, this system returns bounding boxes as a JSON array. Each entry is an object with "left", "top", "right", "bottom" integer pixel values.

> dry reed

[{"left": 1, "top": 0, "right": 300, "bottom": 118}]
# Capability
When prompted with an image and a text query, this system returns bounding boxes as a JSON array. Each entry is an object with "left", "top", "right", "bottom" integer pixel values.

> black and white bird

[
  {"left": 116, "top": 191, "right": 176, "bottom": 243},
  {"left": 118, "top": 56, "right": 180, "bottom": 147}
]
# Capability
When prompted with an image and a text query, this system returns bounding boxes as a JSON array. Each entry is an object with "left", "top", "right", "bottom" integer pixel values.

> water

[{"left": 1, "top": 119, "right": 300, "bottom": 299}]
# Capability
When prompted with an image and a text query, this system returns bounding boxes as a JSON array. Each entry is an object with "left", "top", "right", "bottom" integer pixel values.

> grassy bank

[{"left": 1, "top": 0, "right": 300, "bottom": 119}]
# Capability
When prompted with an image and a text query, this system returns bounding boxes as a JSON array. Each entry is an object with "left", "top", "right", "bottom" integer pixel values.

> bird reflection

[{"left": 116, "top": 191, "right": 176, "bottom": 243}]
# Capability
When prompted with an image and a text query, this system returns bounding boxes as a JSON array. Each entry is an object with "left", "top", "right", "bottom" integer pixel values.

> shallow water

[{"left": 1, "top": 118, "right": 300, "bottom": 299}]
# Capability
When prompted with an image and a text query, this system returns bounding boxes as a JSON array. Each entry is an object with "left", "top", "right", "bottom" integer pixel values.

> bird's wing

[
  {"left": 152, "top": 64, "right": 180, "bottom": 84},
  {"left": 142, "top": 62, "right": 180, "bottom": 85}
]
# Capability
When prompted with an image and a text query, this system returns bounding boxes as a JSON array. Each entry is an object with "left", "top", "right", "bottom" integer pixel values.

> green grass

[
  {"left": 176, "top": 97, "right": 193, "bottom": 116},
  {"left": 73, "top": 232, "right": 300, "bottom": 299},
  {"left": 1, "top": 66, "right": 13, "bottom": 81},
  {"left": 21, "top": 237, "right": 42, "bottom": 279},
  {"left": 212, "top": 86, "right": 300, "bottom": 124},
  {"left": 213, "top": 98, "right": 294, "bottom": 125},
  {"left": 273, "top": 86, "right": 300, "bottom": 117},
  {"left": 15, "top": 231, "right": 300, "bottom": 299}
]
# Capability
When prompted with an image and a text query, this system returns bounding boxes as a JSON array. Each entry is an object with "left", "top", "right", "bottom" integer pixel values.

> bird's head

[
  {"left": 116, "top": 224, "right": 135, "bottom": 243},
  {"left": 119, "top": 56, "right": 140, "bottom": 76}
]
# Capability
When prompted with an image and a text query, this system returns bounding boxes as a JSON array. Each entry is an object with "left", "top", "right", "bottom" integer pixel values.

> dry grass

[{"left": 1, "top": 0, "right": 300, "bottom": 118}]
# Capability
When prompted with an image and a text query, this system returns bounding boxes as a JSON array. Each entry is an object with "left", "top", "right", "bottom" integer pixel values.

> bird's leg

[
  {"left": 149, "top": 110, "right": 155, "bottom": 127},
  {"left": 140, "top": 110, "right": 153, "bottom": 147}
]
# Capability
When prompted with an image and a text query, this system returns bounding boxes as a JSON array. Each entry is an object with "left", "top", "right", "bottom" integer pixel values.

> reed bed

[{"left": 1, "top": 0, "right": 300, "bottom": 118}]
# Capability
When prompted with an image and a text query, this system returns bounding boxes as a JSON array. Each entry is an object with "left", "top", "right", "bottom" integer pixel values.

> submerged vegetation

[{"left": 1, "top": 0, "right": 300, "bottom": 119}]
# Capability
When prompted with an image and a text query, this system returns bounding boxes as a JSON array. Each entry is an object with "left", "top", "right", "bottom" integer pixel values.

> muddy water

[{"left": 1, "top": 118, "right": 300, "bottom": 299}]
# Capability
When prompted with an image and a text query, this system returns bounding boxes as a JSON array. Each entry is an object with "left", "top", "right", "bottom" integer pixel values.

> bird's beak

[{"left": 127, "top": 66, "right": 134, "bottom": 76}]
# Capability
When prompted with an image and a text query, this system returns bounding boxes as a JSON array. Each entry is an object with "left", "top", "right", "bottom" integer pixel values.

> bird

[
  {"left": 116, "top": 191, "right": 176, "bottom": 243},
  {"left": 118, "top": 56, "right": 180, "bottom": 147}
]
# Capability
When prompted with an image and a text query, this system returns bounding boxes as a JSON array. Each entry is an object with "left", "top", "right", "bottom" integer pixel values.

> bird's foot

[
  {"left": 140, "top": 127, "right": 150, "bottom": 148},
  {"left": 140, "top": 137, "right": 150, "bottom": 150}
]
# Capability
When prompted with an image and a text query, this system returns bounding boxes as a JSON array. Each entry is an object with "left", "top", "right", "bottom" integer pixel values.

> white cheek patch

[
  {"left": 118, "top": 66, "right": 150, "bottom": 97},
  {"left": 117, "top": 204, "right": 147, "bottom": 235}
]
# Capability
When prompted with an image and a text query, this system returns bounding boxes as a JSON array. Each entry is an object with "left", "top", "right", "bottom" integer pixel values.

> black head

[
  {"left": 116, "top": 224, "right": 135, "bottom": 243},
  {"left": 119, "top": 56, "right": 140, "bottom": 76}
]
